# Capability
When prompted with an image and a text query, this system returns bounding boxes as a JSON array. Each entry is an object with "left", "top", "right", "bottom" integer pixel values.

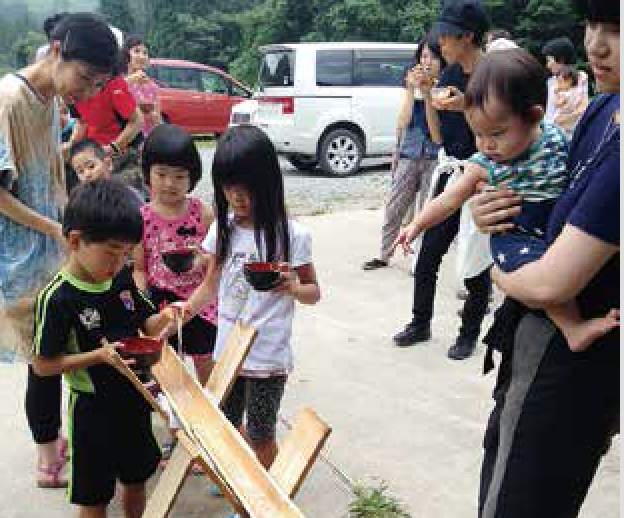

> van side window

[
  {"left": 354, "top": 50, "right": 414, "bottom": 87},
  {"left": 259, "top": 51, "right": 294, "bottom": 87},
  {"left": 316, "top": 50, "right": 354, "bottom": 87}
]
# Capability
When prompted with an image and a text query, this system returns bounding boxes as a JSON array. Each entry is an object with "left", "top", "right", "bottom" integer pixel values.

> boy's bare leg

[
  {"left": 78, "top": 506, "right": 106, "bottom": 518},
  {"left": 192, "top": 356, "right": 214, "bottom": 386},
  {"left": 548, "top": 303, "right": 619, "bottom": 352},
  {"left": 121, "top": 482, "right": 146, "bottom": 518}
]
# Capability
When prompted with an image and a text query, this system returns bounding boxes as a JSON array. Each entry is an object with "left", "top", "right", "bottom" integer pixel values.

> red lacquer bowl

[
  {"left": 118, "top": 337, "right": 163, "bottom": 378},
  {"left": 243, "top": 262, "right": 285, "bottom": 291}
]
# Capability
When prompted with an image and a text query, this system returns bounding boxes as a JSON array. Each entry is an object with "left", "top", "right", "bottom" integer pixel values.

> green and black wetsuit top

[{"left": 34, "top": 266, "right": 156, "bottom": 404}]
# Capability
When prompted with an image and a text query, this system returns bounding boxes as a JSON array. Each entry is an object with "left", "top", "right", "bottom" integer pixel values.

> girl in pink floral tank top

[
  {"left": 133, "top": 124, "right": 216, "bottom": 386},
  {"left": 141, "top": 198, "right": 217, "bottom": 321}
]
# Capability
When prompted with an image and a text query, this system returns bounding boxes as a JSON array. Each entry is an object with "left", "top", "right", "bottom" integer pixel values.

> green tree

[
  {"left": 313, "top": 0, "right": 397, "bottom": 41},
  {"left": 397, "top": 0, "right": 440, "bottom": 42},
  {"left": 99, "top": 0, "right": 137, "bottom": 34},
  {"left": 0, "top": 0, "right": 589, "bottom": 89},
  {"left": 12, "top": 30, "right": 46, "bottom": 67}
]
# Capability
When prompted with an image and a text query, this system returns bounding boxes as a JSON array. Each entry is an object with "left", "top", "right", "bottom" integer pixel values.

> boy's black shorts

[{"left": 68, "top": 390, "right": 161, "bottom": 506}]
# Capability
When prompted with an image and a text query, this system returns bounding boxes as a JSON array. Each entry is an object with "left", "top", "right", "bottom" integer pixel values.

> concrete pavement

[{"left": 2, "top": 208, "right": 619, "bottom": 517}]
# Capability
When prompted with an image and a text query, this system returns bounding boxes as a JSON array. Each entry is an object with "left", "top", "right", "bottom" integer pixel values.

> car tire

[
  {"left": 287, "top": 156, "right": 318, "bottom": 172},
  {"left": 319, "top": 129, "right": 363, "bottom": 176}
]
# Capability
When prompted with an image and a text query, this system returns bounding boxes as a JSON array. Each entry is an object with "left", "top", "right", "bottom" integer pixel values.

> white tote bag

[{"left": 411, "top": 149, "right": 492, "bottom": 280}]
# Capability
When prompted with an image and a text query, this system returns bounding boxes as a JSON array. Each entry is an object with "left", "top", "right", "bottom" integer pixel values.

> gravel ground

[{"left": 196, "top": 148, "right": 392, "bottom": 216}]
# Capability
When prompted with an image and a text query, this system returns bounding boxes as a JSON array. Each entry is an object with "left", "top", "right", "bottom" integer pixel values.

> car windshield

[{"left": 259, "top": 51, "right": 294, "bottom": 88}]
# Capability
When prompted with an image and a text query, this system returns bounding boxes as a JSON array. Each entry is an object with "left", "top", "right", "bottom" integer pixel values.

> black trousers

[
  {"left": 25, "top": 365, "right": 61, "bottom": 444},
  {"left": 410, "top": 173, "right": 491, "bottom": 340},
  {"left": 479, "top": 313, "right": 619, "bottom": 518}
]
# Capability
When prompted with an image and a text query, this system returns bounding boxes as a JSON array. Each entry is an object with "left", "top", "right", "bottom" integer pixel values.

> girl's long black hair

[{"left": 211, "top": 125, "right": 290, "bottom": 265}]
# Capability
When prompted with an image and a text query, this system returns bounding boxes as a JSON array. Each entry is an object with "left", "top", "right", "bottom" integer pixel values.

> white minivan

[{"left": 232, "top": 42, "right": 417, "bottom": 176}]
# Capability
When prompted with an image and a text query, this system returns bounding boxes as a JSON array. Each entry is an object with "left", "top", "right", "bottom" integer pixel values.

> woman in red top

[{"left": 70, "top": 70, "right": 145, "bottom": 194}]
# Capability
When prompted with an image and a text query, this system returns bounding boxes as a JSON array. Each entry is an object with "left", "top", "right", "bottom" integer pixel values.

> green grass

[{"left": 349, "top": 483, "right": 411, "bottom": 518}]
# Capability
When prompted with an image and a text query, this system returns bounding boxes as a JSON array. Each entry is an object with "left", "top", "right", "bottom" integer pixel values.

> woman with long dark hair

[{"left": 363, "top": 32, "right": 446, "bottom": 271}]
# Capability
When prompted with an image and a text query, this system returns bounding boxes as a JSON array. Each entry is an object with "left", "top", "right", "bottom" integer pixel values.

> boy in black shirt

[{"left": 32, "top": 179, "right": 173, "bottom": 518}]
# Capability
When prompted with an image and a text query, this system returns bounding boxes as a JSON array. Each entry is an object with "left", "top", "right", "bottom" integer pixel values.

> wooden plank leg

[
  {"left": 204, "top": 321, "right": 257, "bottom": 405},
  {"left": 270, "top": 408, "right": 332, "bottom": 498},
  {"left": 142, "top": 438, "right": 195, "bottom": 518}
]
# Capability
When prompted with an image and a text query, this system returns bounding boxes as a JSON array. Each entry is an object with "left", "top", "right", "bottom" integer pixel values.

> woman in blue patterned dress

[{"left": 0, "top": 13, "right": 119, "bottom": 488}]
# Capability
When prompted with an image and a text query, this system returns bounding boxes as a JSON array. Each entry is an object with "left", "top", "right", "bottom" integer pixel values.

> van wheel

[
  {"left": 319, "top": 129, "right": 363, "bottom": 176},
  {"left": 287, "top": 156, "right": 318, "bottom": 172}
]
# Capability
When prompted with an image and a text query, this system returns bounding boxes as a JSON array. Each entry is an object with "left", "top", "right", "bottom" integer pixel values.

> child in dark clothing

[{"left": 32, "top": 179, "right": 173, "bottom": 518}]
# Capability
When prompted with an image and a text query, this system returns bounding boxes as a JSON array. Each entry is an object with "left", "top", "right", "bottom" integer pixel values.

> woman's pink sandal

[{"left": 36, "top": 461, "right": 67, "bottom": 489}]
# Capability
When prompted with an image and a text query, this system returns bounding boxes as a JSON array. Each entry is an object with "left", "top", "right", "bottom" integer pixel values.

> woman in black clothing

[
  {"left": 471, "top": 1, "right": 619, "bottom": 515},
  {"left": 392, "top": 0, "right": 492, "bottom": 360}
]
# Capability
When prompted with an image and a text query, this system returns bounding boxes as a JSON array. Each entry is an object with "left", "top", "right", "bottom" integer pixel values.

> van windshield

[{"left": 259, "top": 51, "right": 294, "bottom": 88}]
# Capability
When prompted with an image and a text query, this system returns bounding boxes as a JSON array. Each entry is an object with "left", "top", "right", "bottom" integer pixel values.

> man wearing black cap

[{"left": 392, "top": 0, "right": 491, "bottom": 360}]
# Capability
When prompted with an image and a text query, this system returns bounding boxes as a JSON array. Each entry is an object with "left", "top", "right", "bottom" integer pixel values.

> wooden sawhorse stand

[{"left": 116, "top": 321, "right": 331, "bottom": 518}]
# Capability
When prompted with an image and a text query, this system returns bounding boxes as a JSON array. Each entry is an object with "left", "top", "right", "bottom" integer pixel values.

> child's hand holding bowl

[{"left": 270, "top": 263, "right": 298, "bottom": 295}]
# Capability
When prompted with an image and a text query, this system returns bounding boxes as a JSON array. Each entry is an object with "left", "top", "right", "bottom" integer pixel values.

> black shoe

[
  {"left": 447, "top": 337, "right": 477, "bottom": 360},
  {"left": 393, "top": 324, "right": 431, "bottom": 347},
  {"left": 362, "top": 258, "right": 388, "bottom": 270}
]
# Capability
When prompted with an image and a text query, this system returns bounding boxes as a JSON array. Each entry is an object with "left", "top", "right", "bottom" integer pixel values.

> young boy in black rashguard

[{"left": 32, "top": 179, "right": 173, "bottom": 518}]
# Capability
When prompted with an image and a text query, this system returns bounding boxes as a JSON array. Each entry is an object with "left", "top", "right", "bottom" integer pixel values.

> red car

[{"left": 147, "top": 58, "right": 253, "bottom": 136}]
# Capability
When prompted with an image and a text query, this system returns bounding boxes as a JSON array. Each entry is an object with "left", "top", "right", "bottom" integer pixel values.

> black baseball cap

[{"left": 432, "top": 0, "right": 489, "bottom": 40}]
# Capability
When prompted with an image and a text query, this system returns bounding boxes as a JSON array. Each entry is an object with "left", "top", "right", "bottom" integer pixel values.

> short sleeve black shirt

[
  {"left": 34, "top": 266, "right": 156, "bottom": 402},
  {"left": 547, "top": 94, "right": 619, "bottom": 335},
  {"left": 436, "top": 63, "right": 477, "bottom": 160}
]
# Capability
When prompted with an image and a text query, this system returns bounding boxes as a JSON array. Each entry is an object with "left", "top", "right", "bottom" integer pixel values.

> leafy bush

[{"left": 349, "top": 482, "right": 411, "bottom": 518}]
